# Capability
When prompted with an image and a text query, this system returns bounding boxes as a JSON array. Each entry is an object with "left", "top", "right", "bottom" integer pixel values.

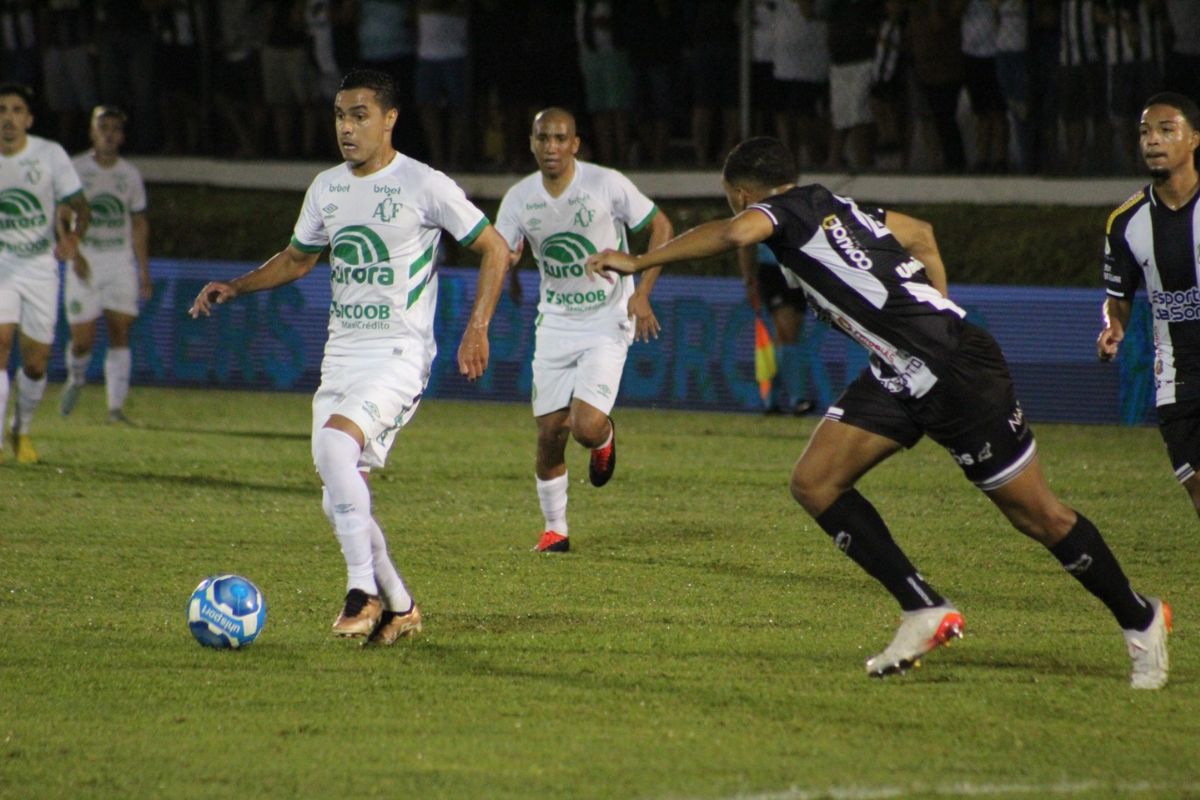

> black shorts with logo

[
  {"left": 825, "top": 322, "right": 1036, "bottom": 490},
  {"left": 758, "top": 262, "right": 807, "bottom": 314},
  {"left": 1157, "top": 397, "right": 1200, "bottom": 483}
]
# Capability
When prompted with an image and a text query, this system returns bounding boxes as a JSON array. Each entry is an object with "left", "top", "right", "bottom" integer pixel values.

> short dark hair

[
  {"left": 91, "top": 104, "right": 127, "bottom": 125},
  {"left": 338, "top": 69, "right": 397, "bottom": 111},
  {"left": 722, "top": 137, "right": 797, "bottom": 189},
  {"left": 1143, "top": 92, "right": 1200, "bottom": 132},
  {"left": 0, "top": 82, "right": 34, "bottom": 109}
]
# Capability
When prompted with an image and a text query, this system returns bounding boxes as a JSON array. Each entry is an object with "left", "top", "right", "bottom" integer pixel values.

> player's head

[
  {"left": 0, "top": 83, "right": 34, "bottom": 151},
  {"left": 89, "top": 105, "right": 127, "bottom": 155},
  {"left": 334, "top": 69, "right": 399, "bottom": 171},
  {"left": 721, "top": 137, "right": 797, "bottom": 213},
  {"left": 530, "top": 107, "right": 580, "bottom": 180},
  {"left": 1139, "top": 92, "right": 1200, "bottom": 178}
]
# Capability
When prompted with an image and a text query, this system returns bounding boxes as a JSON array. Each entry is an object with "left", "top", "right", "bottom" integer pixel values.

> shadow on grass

[
  {"left": 85, "top": 465, "right": 313, "bottom": 496},
  {"left": 137, "top": 424, "right": 311, "bottom": 442}
]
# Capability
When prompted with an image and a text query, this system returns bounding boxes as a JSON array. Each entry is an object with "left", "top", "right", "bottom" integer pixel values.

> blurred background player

[
  {"left": 189, "top": 69, "right": 509, "bottom": 644},
  {"left": 495, "top": 107, "right": 673, "bottom": 553},
  {"left": 59, "top": 106, "right": 150, "bottom": 424},
  {"left": 1098, "top": 92, "right": 1200, "bottom": 519},
  {"left": 0, "top": 82, "right": 89, "bottom": 464},
  {"left": 738, "top": 242, "right": 820, "bottom": 415},
  {"left": 588, "top": 137, "right": 1170, "bottom": 689}
]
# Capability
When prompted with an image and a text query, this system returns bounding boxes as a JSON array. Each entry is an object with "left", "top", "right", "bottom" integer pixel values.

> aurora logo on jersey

[
  {"left": 89, "top": 193, "right": 126, "bottom": 228},
  {"left": 0, "top": 188, "right": 47, "bottom": 231},
  {"left": 331, "top": 225, "right": 389, "bottom": 267},
  {"left": 538, "top": 231, "right": 597, "bottom": 279}
]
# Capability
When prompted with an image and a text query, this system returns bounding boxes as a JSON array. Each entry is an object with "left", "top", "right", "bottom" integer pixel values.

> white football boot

[
  {"left": 866, "top": 604, "right": 964, "bottom": 677},
  {"left": 1124, "top": 597, "right": 1171, "bottom": 690}
]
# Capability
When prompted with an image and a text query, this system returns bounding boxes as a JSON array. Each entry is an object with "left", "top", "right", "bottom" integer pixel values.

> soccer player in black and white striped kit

[
  {"left": 1100, "top": 92, "right": 1200, "bottom": 523},
  {"left": 589, "top": 137, "right": 1171, "bottom": 689}
]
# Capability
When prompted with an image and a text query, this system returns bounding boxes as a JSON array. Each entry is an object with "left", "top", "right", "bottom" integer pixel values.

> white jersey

[
  {"left": 72, "top": 152, "right": 146, "bottom": 274},
  {"left": 292, "top": 152, "right": 488, "bottom": 361},
  {"left": 0, "top": 135, "right": 83, "bottom": 277},
  {"left": 495, "top": 160, "right": 657, "bottom": 330}
]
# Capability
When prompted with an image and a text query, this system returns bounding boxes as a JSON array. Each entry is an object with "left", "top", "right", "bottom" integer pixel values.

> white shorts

[
  {"left": 830, "top": 60, "right": 874, "bottom": 130},
  {"left": 311, "top": 345, "right": 432, "bottom": 470},
  {"left": 0, "top": 267, "right": 58, "bottom": 344},
  {"left": 64, "top": 262, "right": 140, "bottom": 323},
  {"left": 531, "top": 318, "right": 633, "bottom": 417}
]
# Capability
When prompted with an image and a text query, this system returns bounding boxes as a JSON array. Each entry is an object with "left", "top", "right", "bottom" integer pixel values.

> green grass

[{"left": 1, "top": 387, "right": 1197, "bottom": 800}]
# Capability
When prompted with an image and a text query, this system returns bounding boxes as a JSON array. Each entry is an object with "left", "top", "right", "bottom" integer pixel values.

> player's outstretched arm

[
  {"left": 885, "top": 210, "right": 949, "bottom": 296},
  {"left": 587, "top": 209, "right": 774, "bottom": 279},
  {"left": 627, "top": 209, "right": 674, "bottom": 341},
  {"left": 1098, "top": 297, "right": 1132, "bottom": 362},
  {"left": 188, "top": 244, "right": 320, "bottom": 318},
  {"left": 457, "top": 225, "right": 510, "bottom": 381}
]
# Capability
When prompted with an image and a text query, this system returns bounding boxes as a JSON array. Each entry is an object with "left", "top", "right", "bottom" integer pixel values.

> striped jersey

[
  {"left": 750, "top": 184, "right": 967, "bottom": 399},
  {"left": 1103, "top": 184, "right": 1200, "bottom": 406},
  {"left": 292, "top": 152, "right": 488, "bottom": 360}
]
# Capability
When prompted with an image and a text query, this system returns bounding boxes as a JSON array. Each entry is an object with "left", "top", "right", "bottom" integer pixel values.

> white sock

[
  {"left": 105, "top": 347, "right": 131, "bottom": 412},
  {"left": 369, "top": 518, "right": 413, "bottom": 613},
  {"left": 67, "top": 348, "right": 91, "bottom": 386},
  {"left": 536, "top": 472, "right": 569, "bottom": 535},
  {"left": 14, "top": 371, "right": 46, "bottom": 434},
  {"left": 594, "top": 422, "right": 613, "bottom": 451},
  {"left": 314, "top": 428, "right": 378, "bottom": 595}
]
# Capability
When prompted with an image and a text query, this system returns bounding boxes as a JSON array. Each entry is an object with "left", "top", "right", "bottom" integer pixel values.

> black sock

[
  {"left": 1049, "top": 512, "right": 1153, "bottom": 631},
  {"left": 814, "top": 489, "right": 946, "bottom": 611}
]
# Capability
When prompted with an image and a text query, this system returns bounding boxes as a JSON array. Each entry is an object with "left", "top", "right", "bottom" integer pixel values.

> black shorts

[
  {"left": 758, "top": 263, "right": 807, "bottom": 313},
  {"left": 825, "top": 323, "right": 1036, "bottom": 490},
  {"left": 1157, "top": 398, "right": 1200, "bottom": 483}
]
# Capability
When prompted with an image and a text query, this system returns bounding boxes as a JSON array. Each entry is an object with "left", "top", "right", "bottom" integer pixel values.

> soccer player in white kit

[
  {"left": 495, "top": 108, "right": 673, "bottom": 553},
  {"left": 189, "top": 70, "right": 510, "bottom": 644},
  {"left": 0, "top": 82, "right": 90, "bottom": 464},
  {"left": 59, "top": 106, "right": 151, "bottom": 424}
]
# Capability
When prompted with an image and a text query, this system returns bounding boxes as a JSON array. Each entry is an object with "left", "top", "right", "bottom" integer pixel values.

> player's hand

[
  {"left": 138, "top": 272, "right": 153, "bottom": 303},
  {"left": 55, "top": 232, "right": 80, "bottom": 262},
  {"left": 627, "top": 293, "right": 660, "bottom": 341},
  {"left": 585, "top": 249, "right": 637, "bottom": 283},
  {"left": 70, "top": 252, "right": 91, "bottom": 282},
  {"left": 189, "top": 281, "right": 237, "bottom": 318},
  {"left": 457, "top": 325, "right": 490, "bottom": 381},
  {"left": 1097, "top": 325, "right": 1123, "bottom": 362}
]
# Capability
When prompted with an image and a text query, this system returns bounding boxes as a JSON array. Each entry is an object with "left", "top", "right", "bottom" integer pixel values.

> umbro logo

[{"left": 323, "top": 203, "right": 338, "bottom": 215}]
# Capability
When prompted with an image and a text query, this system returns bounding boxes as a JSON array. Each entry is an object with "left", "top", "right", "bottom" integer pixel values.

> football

[{"left": 187, "top": 574, "right": 267, "bottom": 649}]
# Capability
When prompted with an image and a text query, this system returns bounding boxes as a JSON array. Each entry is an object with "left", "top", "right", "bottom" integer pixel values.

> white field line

[{"left": 700, "top": 780, "right": 1200, "bottom": 800}]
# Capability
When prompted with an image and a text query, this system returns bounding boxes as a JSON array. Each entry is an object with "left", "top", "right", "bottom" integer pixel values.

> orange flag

[{"left": 754, "top": 316, "right": 776, "bottom": 404}]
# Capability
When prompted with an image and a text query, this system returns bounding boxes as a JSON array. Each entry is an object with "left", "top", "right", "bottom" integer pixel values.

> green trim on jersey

[
  {"left": 457, "top": 216, "right": 488, "bottom": 247},
  {"left": 629, "top": 205, "right": 658, "bottom": 234},
  {"left": 290, "top": 236, "right": 326, "bottom": 254},
  {"left": 535, "top": 312, "right": 544, "bottom": 327},
  {"left": 410, "top": 244, "right": 434, "bottom": 277}
]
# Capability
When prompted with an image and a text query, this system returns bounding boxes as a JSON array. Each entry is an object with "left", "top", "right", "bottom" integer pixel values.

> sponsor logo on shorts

[
  {"left": 1151, "top": 286, "right": 1200, "bottom": 322},
  {"left": 947, "top": 441, "right": 994, "bottom": 467},
  {"left": 596, "top": 383, "right": 612, "bottom": 398},
  {"left": 362, "top": 400, "right": 381, "bottom": 420},
  {"left": 834, "top": 531, "right": 851, "bottom": 552}
]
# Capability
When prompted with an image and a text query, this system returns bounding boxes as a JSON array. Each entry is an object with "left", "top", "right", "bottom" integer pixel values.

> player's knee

[
  {"left": 790, "top": 462, "right": 836, "bottom": 513},
  {"left": 313, "top": 427, "right": 361, "bottom": 478}
]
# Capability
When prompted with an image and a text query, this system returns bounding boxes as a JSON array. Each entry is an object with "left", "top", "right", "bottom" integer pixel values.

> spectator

[
  {"left": 575, "top": 0, "right": 633, "bottom": 166},
  {"left": 306, "top": 0, "right": 350, "bottom": 159},
  {"left": 961, "top": 0, "right": 1007, "bottom": 171},
  {"left": 773, "top": 0, "right": 829, "bottom": 169},
  {"left": 416, "top": 0, "right": 471, "bottom": 169},
  {"left": 212, "top": 0, "right": 264, "bottom": 158},
  {"left": 1103, "top": 0, "right": 1166, "bottom": 173},
  {"left": 907, "top": 0, "right": 966, "bottom": 172},
  {"left": 825, "top": 0, "right": 883, "bottom": 171},
  {"left": 1163, "top": 0, "right": 1200, "bottom": 107},
  {"left": 622, "top": 0, "right": 683, "bottom": 167},
  {"left": 38, "top": 0, "right": 96, "bottom": 154},
  {"left": 150, "top": 0, "right": 204, "bottom": 156},
  {"left": 1057, "top": 0, "right": 1106, "bottom": 173},
  {"left": 0, "top": 0, "right": 39, "bottom": 90},
  {"left": 1027, "top": 0, "right": 1059, "bottom": 172},
  {"left": 354, "top": 0, "right": 418, "bottom": 155},
  {"left": 258, "top": 0, "right": 311, "bottom": 159},
  {"left": 686, "top": 0, "right": 739, "bottom": 166},
  {"left": 871, "top": 0, "right": 908, "bottom": 170},
  {"left": 749, "top": 0, "right": 777, "bottom": 137},
  {"left": 994, "top": 0, "right": 1032, "bottom": 173},
  {"left": 95, "top": 0, "right": 157, "bottom": 153}
]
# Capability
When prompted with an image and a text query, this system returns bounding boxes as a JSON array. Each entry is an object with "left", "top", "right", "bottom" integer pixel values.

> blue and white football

[{"left": 187, "top": 574, "right": 267, "bottom": 649}]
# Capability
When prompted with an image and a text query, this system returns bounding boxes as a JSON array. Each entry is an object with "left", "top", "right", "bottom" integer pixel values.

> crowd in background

[{"left": 5, "top": 0, "right": 1199, "bottom": 174}]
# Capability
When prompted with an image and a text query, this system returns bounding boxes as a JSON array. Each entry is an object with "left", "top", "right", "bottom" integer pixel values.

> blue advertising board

[{"left": 48, "top": 259, "right": 1156, "bottom": 426}]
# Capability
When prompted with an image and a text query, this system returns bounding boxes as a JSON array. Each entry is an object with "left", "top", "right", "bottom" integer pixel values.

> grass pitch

[{"left": 1, "top": 387, "right": 1197, "bottom": 800}]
